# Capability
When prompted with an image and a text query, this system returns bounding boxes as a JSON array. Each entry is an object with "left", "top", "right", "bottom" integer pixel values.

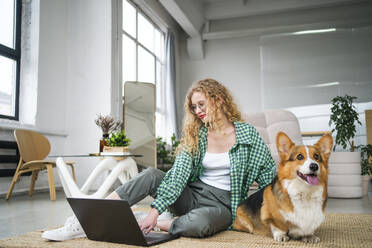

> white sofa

[
  {"left": 244, "top": 109, "right": 361, "bottom": 198},
  {"left": 244, "top": 109, "right": 303, "bottom": 166}
]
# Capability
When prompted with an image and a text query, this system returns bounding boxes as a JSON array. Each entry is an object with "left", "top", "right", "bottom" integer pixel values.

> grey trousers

[{"left": 115, "top": 168, "right": 232, "bottom": 238}]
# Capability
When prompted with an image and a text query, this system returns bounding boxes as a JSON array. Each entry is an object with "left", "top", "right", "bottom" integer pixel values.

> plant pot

[
  {"left": 328, "top": 151, "right": 362, "bottom": 198},
  {"left": 362, "top": 175, "right": 370, "bottom": 196},
  {"left": 103, "top": 146, "right": 129, "bottom": 153}
]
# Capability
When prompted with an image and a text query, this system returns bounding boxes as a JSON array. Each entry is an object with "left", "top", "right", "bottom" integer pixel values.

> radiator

[{"left": 0, "top": 140, "right": 23, "bottom": 177}]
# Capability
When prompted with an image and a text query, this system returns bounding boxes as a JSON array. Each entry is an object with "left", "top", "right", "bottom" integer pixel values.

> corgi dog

[{"left": 233, "top": 132, "right": 333, "bottom": 243}]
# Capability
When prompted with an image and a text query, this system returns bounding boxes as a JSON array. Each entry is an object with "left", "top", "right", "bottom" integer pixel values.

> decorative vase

[{"left": 99, "top": 134, "right": 109, "bottom": 153}]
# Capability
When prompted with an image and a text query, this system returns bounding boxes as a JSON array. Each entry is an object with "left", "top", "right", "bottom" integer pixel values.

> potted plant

[
  {"left": 328, "top": 95, "right": 363, "bottom": 198},
  {"left": 95, "top": 114, "right": 122, "bottom": 152},
  {"left": 360, "top": 144, "right": 372, "bottom": 195},
  {"left": 329, "top": 95, "right": 362, "bottom": 151},
  {"left": 156, "top": 137, "right": 169, "bottom": 164},
  {"left": 156, "top": 134, "right": 179, "bottom": 172},
  {"left": 103, "top": 130, "right": 131, "bottom": 153}
]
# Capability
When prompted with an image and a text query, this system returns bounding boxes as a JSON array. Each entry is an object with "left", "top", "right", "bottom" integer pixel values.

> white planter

[
  {"left": 328, "top": 152, "right": 362, "bottom": 198},
  {"left": 328, "top": 186, "right": 362, "bottom": 198},
  {"left": 328, "top": 164, "right": 361, "bottom": 175},
  {"left": 328, "top": 175, "right": 362, "bottom": 186},
  {"left": 329, "top": 151, "right": 361, "bottom": 163}
]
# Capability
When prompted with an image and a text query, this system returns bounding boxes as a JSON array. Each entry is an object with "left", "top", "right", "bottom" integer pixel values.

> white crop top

[{"left": 199, "top": 152, "right": 231, "bottom": 191}]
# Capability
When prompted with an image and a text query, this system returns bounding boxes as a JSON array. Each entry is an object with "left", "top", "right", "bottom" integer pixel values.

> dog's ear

[
  {"left": 276, "top": 132, "right": 295, "bottom": 161},
  {"left": 314, "top": 134, "right": 333, "bottom": 161}
]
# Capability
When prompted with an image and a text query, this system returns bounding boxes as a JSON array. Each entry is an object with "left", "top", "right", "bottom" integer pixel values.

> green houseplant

[
  {"left": 359, "top": 144, "right": 372, "bottom": 196},
  {"left": 157, "top": 137, "right": 169, "bottom": 164},
  {"left": 329, "top": 95, "right": 361, "bottom": 151},
  {"left": 328, "top": 95, "right": 363, "bottom": 198},
  {"left": 156, "top": 134, "right": 180, "bottom": 171},
  {"left": 360, "top": 144, "right": 372, "bottom": 178},
  {"left": 103, "top": 130, "right": 131, "bottom": 153},
  {"left": 105, "top": 130, "right": 131, "bottom": 147}
]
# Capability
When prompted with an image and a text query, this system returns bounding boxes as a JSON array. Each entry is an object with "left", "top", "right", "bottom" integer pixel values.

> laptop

[{"left": 66, "top": 198, "right": 179, "bottom": 246}]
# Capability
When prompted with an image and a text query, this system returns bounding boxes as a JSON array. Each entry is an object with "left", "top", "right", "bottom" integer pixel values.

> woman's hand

[{"left": 138, "top": 208, "right": 159, "bottom": 234}]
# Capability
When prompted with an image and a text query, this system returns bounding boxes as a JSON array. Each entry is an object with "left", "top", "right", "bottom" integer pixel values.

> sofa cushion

[{"left": 243, "top": 110, "right": 302, "bottom": 165}]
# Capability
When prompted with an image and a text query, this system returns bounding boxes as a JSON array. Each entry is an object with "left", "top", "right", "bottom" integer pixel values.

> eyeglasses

[{"left": 190, "top": 102, "right": 206, "bottom": 114}]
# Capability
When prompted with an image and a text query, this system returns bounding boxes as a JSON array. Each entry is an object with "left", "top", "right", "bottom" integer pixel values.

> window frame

[
  {"left": 122, "top": 0, "right": 164, "bottom": 85},
  {"left": 0, "top": 0, "right": 21, "bottom": 120}
]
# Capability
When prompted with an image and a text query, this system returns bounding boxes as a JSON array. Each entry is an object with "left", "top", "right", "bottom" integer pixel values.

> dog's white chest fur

[{"left": 281, "top": 179, "right": 325, "bottom": 236}]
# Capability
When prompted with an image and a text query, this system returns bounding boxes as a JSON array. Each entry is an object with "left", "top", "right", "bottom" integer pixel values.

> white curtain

[{"left": 156, "top": 30, "right": 178, "bottom": 143}]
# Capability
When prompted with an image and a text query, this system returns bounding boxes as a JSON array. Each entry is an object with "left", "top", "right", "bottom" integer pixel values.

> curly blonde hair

[{"left": 177, "top": 78, "right": 243, "bottom": 154}]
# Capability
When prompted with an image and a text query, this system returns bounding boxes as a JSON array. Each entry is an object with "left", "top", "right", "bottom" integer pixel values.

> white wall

[
  {"left": 260, "top": 27, "right": 372, "bottom": 109},
  {"left": 0, "top": 0, "right": 113, "bottom": 195},
  {"left": 0, "top": 0, "right": 70, "bottom": 195},
  {"left": 289, "top": 101, "right": 372, "bottom": 150},
  {"left": 37, "top": 0, "right": 68, "bottom": 133},
  {"left": 0, "top": 0, "right": 185, "bottom": 196},
  {"left": 178, "top": 27, "right": 372, "bottom": 149},
  {"left": 178, "top": 36, "right": 262, "bottom": 128},
  {"left": 63, "top": 0, "right": 113, "bottom": 187}
]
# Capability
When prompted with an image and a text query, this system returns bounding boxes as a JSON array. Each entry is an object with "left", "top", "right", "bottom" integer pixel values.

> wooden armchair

[{"left": 6, "top": 129, "right": 76, "bottom": 201}]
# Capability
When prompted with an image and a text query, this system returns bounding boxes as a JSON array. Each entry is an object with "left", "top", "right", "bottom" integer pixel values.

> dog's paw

[
  {"left": 273, "top": 233, "right": 290, "bottom": 242},
  {"left": 288, "top": 228, "right": 303, "bottom": 240},
  {"left": 302, "top": 235, "right": 320, "bottom": 243}
]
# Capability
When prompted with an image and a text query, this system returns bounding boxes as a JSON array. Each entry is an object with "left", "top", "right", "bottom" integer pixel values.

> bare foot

[{"left": 155, "top": 219, "right": 174, "bottom": 232}]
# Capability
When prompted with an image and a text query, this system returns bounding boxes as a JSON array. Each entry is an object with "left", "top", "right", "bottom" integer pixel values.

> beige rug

[{"left": 1, "top": 213, "right": 371, "bottom": 248}]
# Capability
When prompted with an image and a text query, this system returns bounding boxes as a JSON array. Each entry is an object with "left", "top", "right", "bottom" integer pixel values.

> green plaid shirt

[{"left": 151, "top": 121, "right": 276, "bottom": 226}]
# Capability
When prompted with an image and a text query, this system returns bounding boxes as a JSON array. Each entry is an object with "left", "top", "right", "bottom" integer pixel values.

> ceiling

[{"left": 158, "top": 0, "right": 372, "bottom": 59}]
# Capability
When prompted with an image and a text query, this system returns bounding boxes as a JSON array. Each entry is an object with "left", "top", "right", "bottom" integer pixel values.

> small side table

[{"left": 49, "top": 154, "right": 142, "bottom": 198}]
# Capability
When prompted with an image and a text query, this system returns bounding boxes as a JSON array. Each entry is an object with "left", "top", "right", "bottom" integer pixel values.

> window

[
  {"left": 0, "top": 0, "right": 21, "bottom": 120},
  {"left": 122, "top": 0, "right": 164, "bottom": 87}
]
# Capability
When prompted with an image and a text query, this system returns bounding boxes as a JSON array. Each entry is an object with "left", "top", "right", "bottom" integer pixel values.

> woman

[{"left": 43, "top": 78, "right": 276, "bottom": 240}]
